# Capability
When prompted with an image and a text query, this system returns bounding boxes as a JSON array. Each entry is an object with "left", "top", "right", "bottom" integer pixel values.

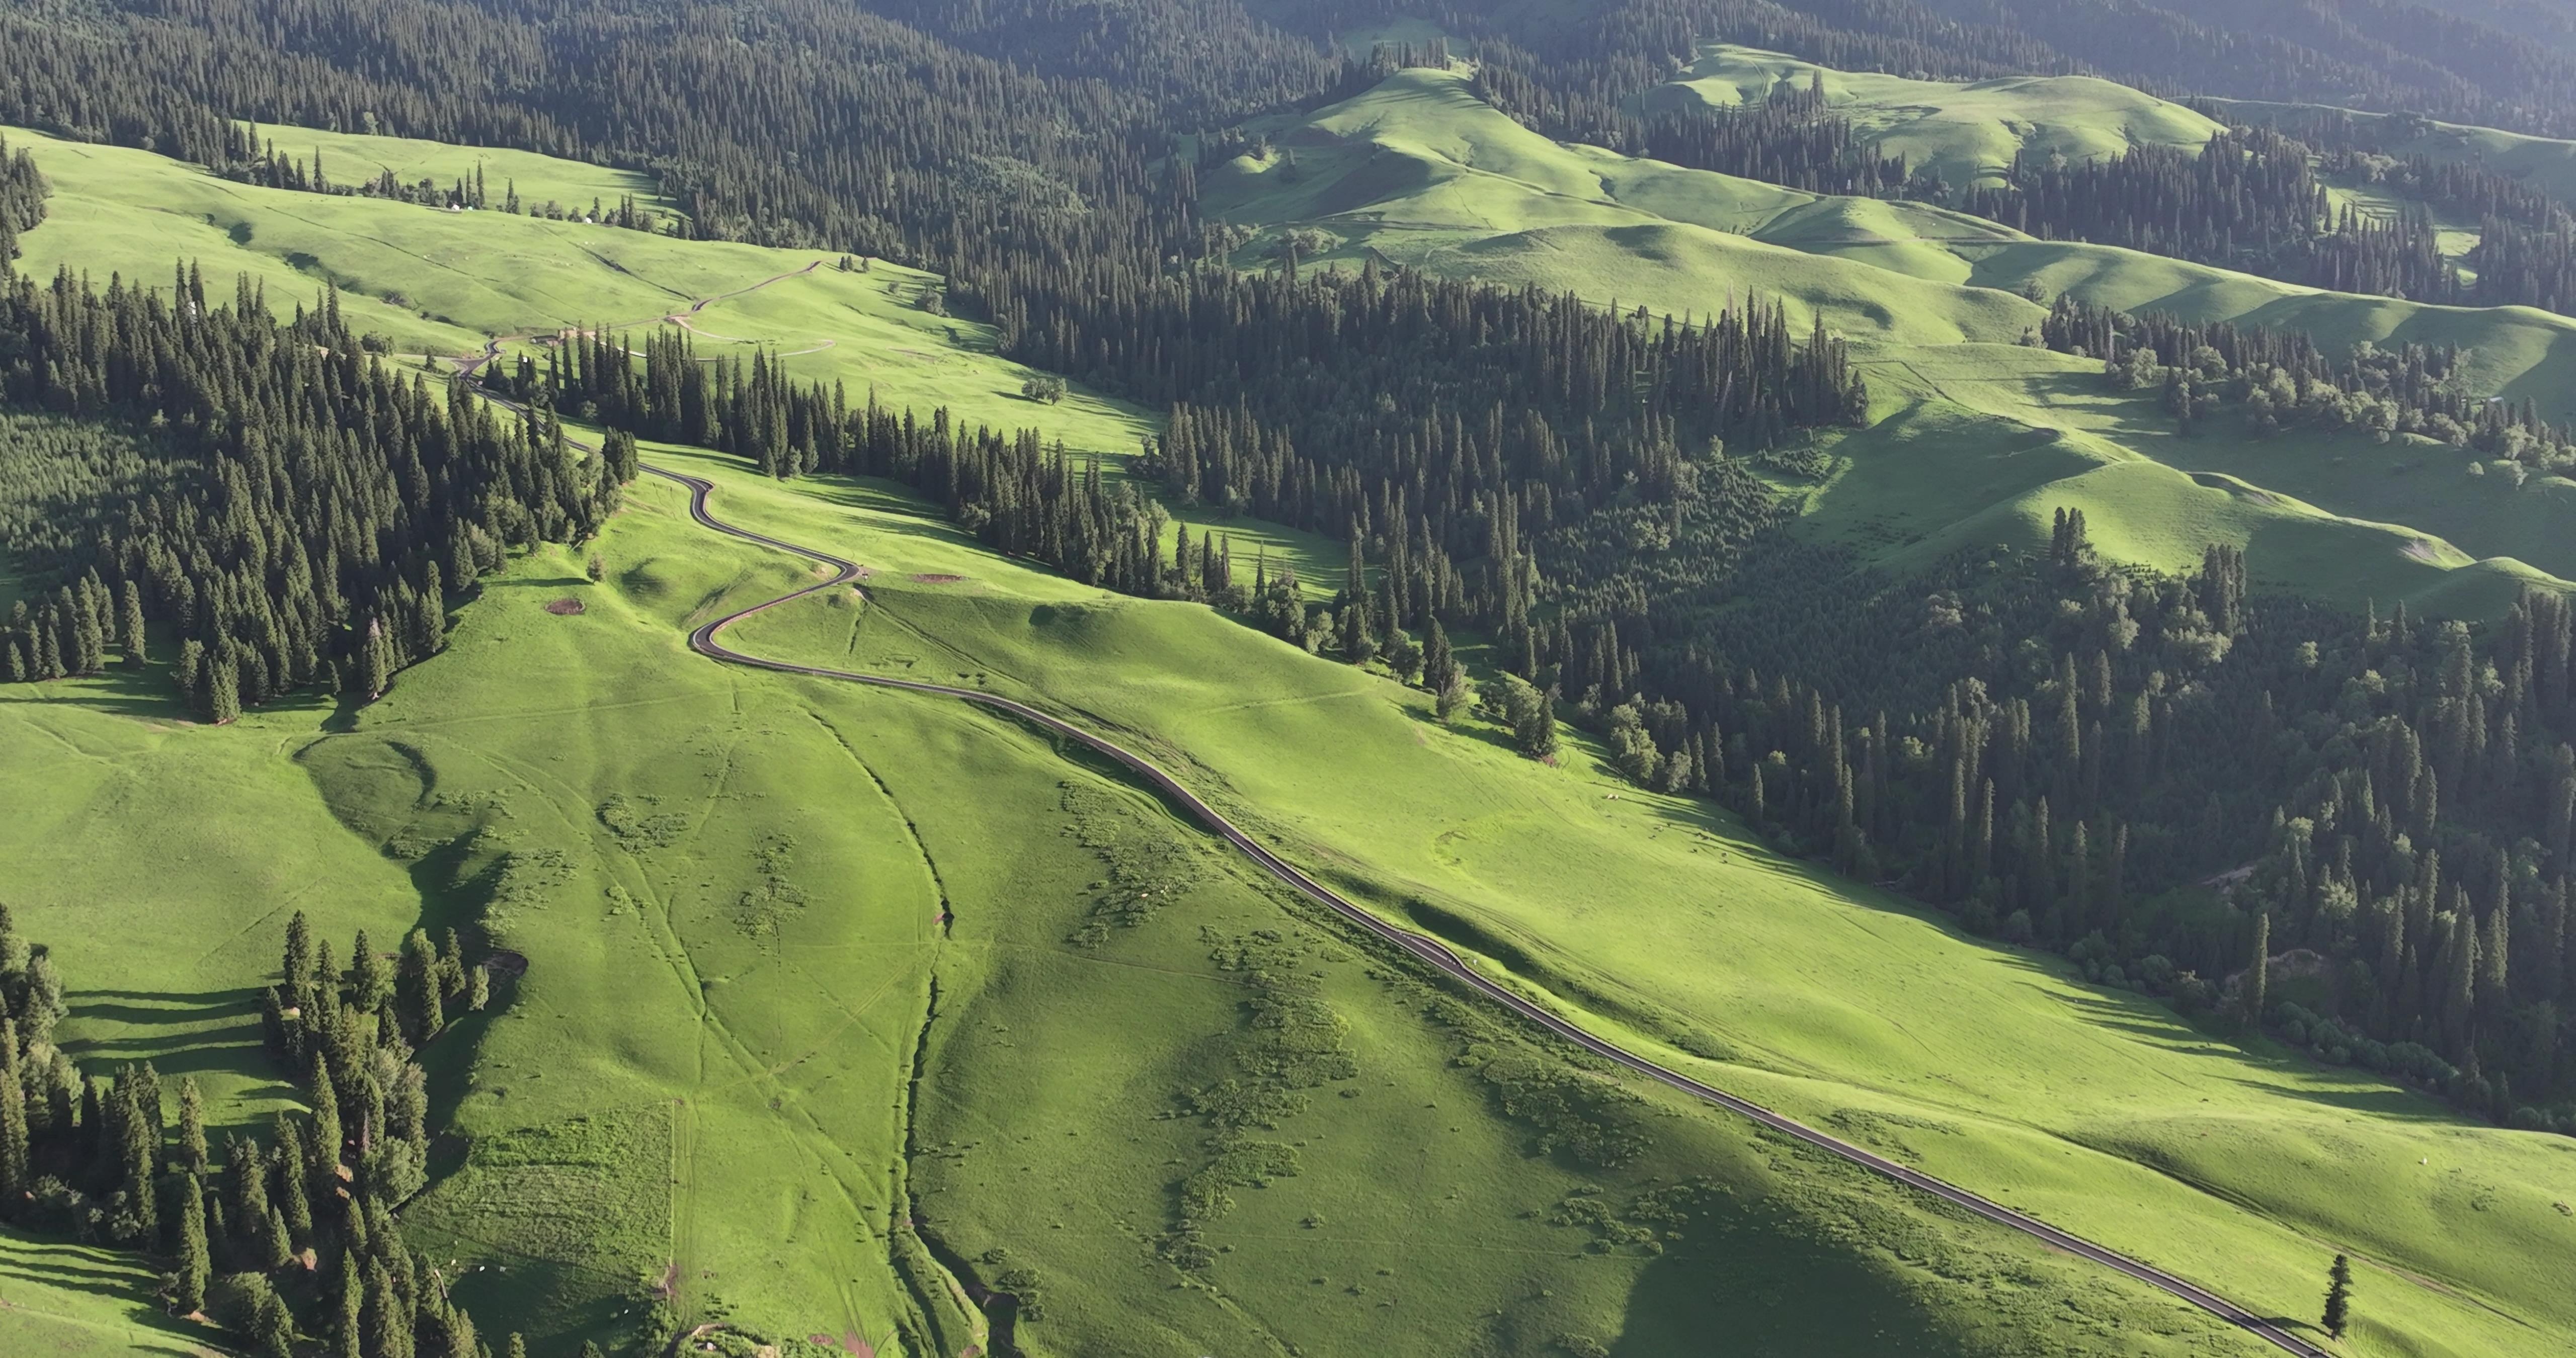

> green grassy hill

[
  {"left": 6, "top": 126, "right": 1349, "bottom": 596},
  {"left": 0, "top": 455, "right": 2296, "bottom": 1358},
  {"left": 689, "top": 446, "right": 2576, "bottom": 1358},
  {"left": 1203, "top": 67, "right": 2576, "bottom": 614},
  {"left": 1642, "top": 44, "right": 2227, "bottom": 192},
  {"left": 0, "top": 123, "right": 2321, "bottom": 1358},
  {"left": 8, "top": 114, "right": 2576, "bottom": 1358},
  {"left": 2209, "top": 98, "right": 2576, "bottom": 207}
]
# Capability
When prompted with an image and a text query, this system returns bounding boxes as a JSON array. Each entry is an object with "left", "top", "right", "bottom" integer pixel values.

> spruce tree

[
  {"left": 308, "top": 1052, "right": 344, "bottom": 1174},
  {"left": 2322, "top": 1252, "right": 2353, "bottom": 1339},
  {"left": 284, "top": 911, "right": 314, "bottom": 995},
  {"left": 204, "top": 652, "right": 241, "bottom": 724},
  {"left": 349, "top": 930, "right": 390, "bottom": 1012},
  {"left": 0, "top": 1034, "right": 26, "bottom": 1214},
  {"left": 2244, "top": 911, "right": 2271, "bottom": 1027},
  {"left": 178, "top": 1076, "right": 209, "bottom": 1178},
  {"left": 175, "top": 1179, "right": 211, "bottom": 1315},
  {"left": 396, "top": 929, "right": 444, "bottom": 1042},
  {"left": 118, "top": 580, "right": 146, "bottom": 665},
  {"left": 334, "top": 1250, "right": 365, "bottom": 1358}
]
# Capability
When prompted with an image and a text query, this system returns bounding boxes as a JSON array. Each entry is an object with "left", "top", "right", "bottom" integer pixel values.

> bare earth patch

[
  {"left": 909, "top": 573, "right": 967, "bottom": 583},
  {"left": 544, "top": 597, "right": 586, "bottom": 615}
]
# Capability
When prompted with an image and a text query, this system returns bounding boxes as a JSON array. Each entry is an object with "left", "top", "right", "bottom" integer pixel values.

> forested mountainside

[{"left": 7, "top": 1, "right": 2576, "bottom": 1356}]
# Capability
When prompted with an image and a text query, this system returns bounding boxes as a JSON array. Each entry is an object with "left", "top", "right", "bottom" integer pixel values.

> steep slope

[{"left": 690, "top": 446, "right": 2576, "bottom": 1358}]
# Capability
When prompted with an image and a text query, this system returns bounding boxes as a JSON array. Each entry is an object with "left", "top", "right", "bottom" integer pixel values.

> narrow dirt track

[{"left": 636, "top": 462, "right": 2336, "bottom": 1358}]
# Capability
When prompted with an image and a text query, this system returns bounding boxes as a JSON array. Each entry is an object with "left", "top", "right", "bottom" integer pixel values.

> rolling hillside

[
  {"left": 0, "top": 121, "right": 2313, "bottom": 1358},
  {"left": 693, "top": 444, "right": 2576, "bottom": 1358},
  {"left": 1640, "top": 44, "right": 2228, "bottom": 192},
  {"left": 1203, "top": 66, "right": 2576, "bottom": 614},
  {"left": 4, "top": 92, "right": 2574, "bottom": 1358}
]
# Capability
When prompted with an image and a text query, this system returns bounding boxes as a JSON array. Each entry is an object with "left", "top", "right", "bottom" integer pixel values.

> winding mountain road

[{"left": 636, "top": 462, "right": 2337, "bottom": 1358}]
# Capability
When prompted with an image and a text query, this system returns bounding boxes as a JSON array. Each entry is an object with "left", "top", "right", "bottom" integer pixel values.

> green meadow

[
  {"left": 0, "top": 460, "right": 2297, "bottom": 1358},
  {"left": 685, "top": 445, "right": 2576, "bottom": 1358},
  {"left": 1201, "top": 66, "right": 2576, "bottom": 615},
  {"left": 1643, "top": 44, "right": 2226, "bottom": 192},
  {"left": 6, "top": 102, "right": 2576, "bottom": 1358},
  {"left": 4, "top": 125, "right": 1348, "bottom": 596}
]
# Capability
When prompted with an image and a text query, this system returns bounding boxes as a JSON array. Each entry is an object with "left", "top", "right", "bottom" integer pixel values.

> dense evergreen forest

[
  {"left": 0, "top": 260, "right": 621, "bottom": 720},
  {"left": 1634, "top": 73, "right": 1916, "bottom": 198},
  {"left": 0, "top": 899, "right": 505, "bottom": 1358},
  {"left": 520, "top": 260, "right": 1864, "bottom": 664},
  {"left": 1632, "top": 523, "right": 2576, "bottom": 1133},
  {"left": 2035, "top": 294, "right": 2574, "bottom": 468}
]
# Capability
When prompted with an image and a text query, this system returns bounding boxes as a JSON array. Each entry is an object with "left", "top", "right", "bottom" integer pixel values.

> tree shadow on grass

[
  {"left": 8, "top": 662, "right": 197, "bottom": 724},
  {"left": 57, "top": 986, "right": 304, "bottom": 1110},
  {"left": 1607, "top": 1199, "right": 1972, "bottom": 1358},
  {"left": 0, "top": 1224, "right": 215, "bottom": 1354}
]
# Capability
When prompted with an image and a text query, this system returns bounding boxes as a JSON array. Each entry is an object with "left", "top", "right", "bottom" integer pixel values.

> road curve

[{"left": 637, "top": 462, "right": 2334, "bottom": 1358}]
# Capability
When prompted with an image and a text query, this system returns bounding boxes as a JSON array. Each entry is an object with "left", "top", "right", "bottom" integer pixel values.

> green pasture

[
  {"left": 7, "top": 102, "right": 2576, "bottom": 1358},
  {"left": 232, "top": 120, "right": 683, "bottom": 226},
  {"left": 1204, "top": 67, "right": 2576, "bottom": 613},
  {"left": 1644, "top": 45, "right": 2225, "bottom": 191},
  {"left": 677, "top": 443, "right": 2576, "bottom": 1358},
  {"left": 2210, "top": 98, "right": 2576, "bottom": 208},
  {"left": 0, "top": 462, "right": 2284, "bottom": 1358},
  {"left": 6, "top": 123, "right": 1342, "bottom": 595}
]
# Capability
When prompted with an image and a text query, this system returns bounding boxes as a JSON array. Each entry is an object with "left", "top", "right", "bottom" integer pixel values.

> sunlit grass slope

[
  {"left": 1211, "top": 68, "right": 2044, "bottom": 345},
  {"left": 233, "top": 120, "right": 687, "bottom": 226},
  {"left": 690, "top": 445, "right": 2576, "bottom": 1358},
  {"left": 1819, "top": 349, "right": 2576, "bottom": 617},
  {"left": 0, "top": 467, "right": 2287, "bottom": 1358},
  {"left": 1645, "top": 44, "right": 2225, "bottom": 192},
  {"left": 1205, "top": 68, "right": 2576, "bottom": 614},
  {"left": 0, "top": 1226, "right": 222, "bottom": 1356},
  {"left": 6, "top": 124, "right": 1349, "bottom": 594}
]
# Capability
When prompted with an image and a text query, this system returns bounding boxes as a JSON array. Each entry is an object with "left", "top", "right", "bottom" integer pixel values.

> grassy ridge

[
  {"left": 1643, "top": 44, "right": 2226, "bottom": 192},
  {"left": 6, "top": 124, "right": 1349, "bottom": 595},
  {"left": 0, "top": 467, "right": 2275, "bottom": 1358},
  {"left": 687, "top": 445, "right": 2576, "bottom": 1358},
  {"left": 1205, "top": 67, "right": 2576, "bottom": 614}
]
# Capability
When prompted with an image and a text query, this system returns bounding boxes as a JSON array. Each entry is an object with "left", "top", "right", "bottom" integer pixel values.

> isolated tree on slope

[{"left": 2322, "top": 1253, "right": 2353, "bottom": 1339}]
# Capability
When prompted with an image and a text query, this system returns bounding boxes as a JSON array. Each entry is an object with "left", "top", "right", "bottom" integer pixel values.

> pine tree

[
  {"left": 178, "top": 1076, "right": 209, "bottom": 1177},
  {"left": 0, "top": 1032, "right": 26, "bottom": 1214},
  {"left": 364, "top": 1257, "right": 411, "bottom": 1358},
  {"left": 175, "top": 1178, "right": 210, "bottom": 1315},
  {"left": 396, "top": 929, "right": 444, "bottom": 1042},
  {"left": 284, "top": 911, "right": 314, "bottom": 994},
  {"left": 335, "top": 1250, "right": 365, "bottom": 1358},
  {"left": 2322, "top": 1252, "right": 2353, "bottom": 1339},
  {"left": 349, "top": 930, "right": 390, "bottom": 1011},
  {"left": 203, "top": 652, "right": 241, "bottom": 724},
  {"left": 308, "top": 1052, "right": 344, "bottom": 1173},
  {"left": 118, "top": 580, "right": 146, "bottom": 665},
  {"left": 2245, "top": 911, "right": 2272, "bottom": 1027}
]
